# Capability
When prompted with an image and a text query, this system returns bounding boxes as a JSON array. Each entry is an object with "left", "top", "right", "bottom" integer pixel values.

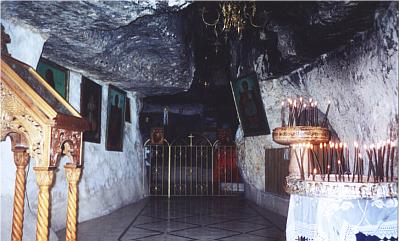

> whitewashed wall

[{"left": 0, "top": 19, "right": 145, "bottom": 240}]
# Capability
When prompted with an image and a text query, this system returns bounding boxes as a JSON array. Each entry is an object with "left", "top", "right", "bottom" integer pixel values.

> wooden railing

[{"left": 265, "top": 148, "right": 290, "bottom": 197}]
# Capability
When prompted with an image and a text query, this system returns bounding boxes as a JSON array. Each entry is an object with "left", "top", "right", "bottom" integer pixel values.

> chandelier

[{"left": 201, "top": 1, "right": 267, "bottom": 40}]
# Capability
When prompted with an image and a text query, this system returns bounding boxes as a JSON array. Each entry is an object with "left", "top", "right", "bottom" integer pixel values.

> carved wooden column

[
  {"left": 64, "top": 163, "right": 82, "bottom": 241},
  {"left": 34, "top": 167, "right": 56, "bottom": 241},
  {"left": 11, "top": 146, "right": 29, "bottom": 241}
]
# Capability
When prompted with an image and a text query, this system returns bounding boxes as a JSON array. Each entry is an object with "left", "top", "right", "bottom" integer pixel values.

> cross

[{"left": 188, "top": 134, "right": 194, "bottom": 147}]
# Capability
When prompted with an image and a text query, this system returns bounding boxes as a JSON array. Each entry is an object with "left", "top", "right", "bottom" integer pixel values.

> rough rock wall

[
  {"left": 237, "top": 3, "right": 398, "bottom": 191},
  {"left": 1, "top": 23, "right": 145, "bottom": 240},
  {"left": 1, "top": 1, "right": 194, "bottom": 95}
]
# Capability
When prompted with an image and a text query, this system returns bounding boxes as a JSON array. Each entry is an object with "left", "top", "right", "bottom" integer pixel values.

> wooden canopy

[{"left": 1, "top": 54, "right": 89, "bottom": 167}]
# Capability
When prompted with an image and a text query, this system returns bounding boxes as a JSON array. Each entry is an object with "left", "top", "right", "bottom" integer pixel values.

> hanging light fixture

[{"left": 201, "top": 1, "right": 268, "bottom": 40}]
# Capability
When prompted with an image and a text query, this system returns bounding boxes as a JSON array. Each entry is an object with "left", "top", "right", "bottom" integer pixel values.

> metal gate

[{"left": 143, "top": 133, "right": 242, "bottom": 197}]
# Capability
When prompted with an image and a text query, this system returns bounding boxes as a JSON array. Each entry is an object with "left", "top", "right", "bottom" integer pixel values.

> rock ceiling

[{"left": 1, "top": 1, "right": 385, "bottom": 95}]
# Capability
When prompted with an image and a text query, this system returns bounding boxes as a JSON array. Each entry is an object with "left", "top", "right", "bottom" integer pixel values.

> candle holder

[
  {"left": 272, "top": 126, "right": 330, "bottom": 146},
  {"left": 285, "top": 175, "right": 397, "bottom": 199}
]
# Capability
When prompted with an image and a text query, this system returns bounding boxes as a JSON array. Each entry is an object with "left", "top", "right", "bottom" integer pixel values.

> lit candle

[
  {"left": 377, "top": 142, "right": 383, "bottom": 182},
  {"left": 363, "top": 144, "right": 373, "bottom": 182},
  {"left": 371, "top": 144, "right": 378, "bottom": 182},
  {"left": 338, "top": 159, "right": 342, "bottom": 181},
  {"left": 344, "top": 143, "right": 349, "bottom": 179},
  {"left": 358, "top": 153, "right": 363, "bottom": 182},
  {"left": 314, "top": 101, "right": 318, "bottom": 126},
  {"left": 281, "top": 101, "right": 285, "bottom": 127},
  {"left": 335, "top": 143, "right": 339, "bottom": 181},
  {"left": 352, "top": 141, "right": 359, "bottom": 182},
  {"left": 320, "top": 143, "right": 324, "bottom": 178},
  {"left": 390, "top": 141, "right": 396, "bottom": 181},
  {"left": 386, "top": 139, "right": 391, "bottom": 181},
  {"left": 303, "top": 104, "right": 307, "bottom": 126},
  {"left": 293, "top": 100, "right": 297, "bottom": 126},
  {"left": 288, "top": 98, "right": 293, "bottom": 126},
  {"left": 382, "top": 141, "right": 386, "bottom": 181}
]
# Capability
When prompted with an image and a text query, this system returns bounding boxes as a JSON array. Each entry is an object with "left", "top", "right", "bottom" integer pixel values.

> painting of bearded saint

[
  {"left": 81, "top": 77, "right": 102, "bottom": 143},
  {"left": 106, "top": 85, "right": 126, "bottom": 151},
  {"left": 231, "top": 74, "right": 270, "bottom": 137}
]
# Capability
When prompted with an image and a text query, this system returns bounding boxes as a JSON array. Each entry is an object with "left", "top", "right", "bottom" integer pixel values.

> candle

[
  {"left": 338, "top": 159, "right": 342, "bottom": 181},
  {"left": 386, "top": 139, "right": 391, "bottom": 181},
  {"left": 327, "top": 164, "right": 331, "bottom": 182},
  {"left": 335, "top": 143, "right": 339, "bottom": 181},
  {"left": 352, "top": 141, "right": 359, "bottom": 182},
  {"left": 303, "top": 104, "right": 307, "bottom": 126},
  {"left": 363, "top": 144, "right": 373, "bottom": 182},
  {"left": 377, "top": 142, "right": 383, "bottom": 182},
  {"left": 288, "top": 98, "right": 292, "bottom": 126},
  {"left": 390, "top": 141, "right": 396, "bottom": 181},
  {"left": 382, "top": 141, "right": 386, "bottom": 181},
  {"left": 324, "top": 143, "right": 327, "bottom": 175},
  {"left": 371, "top": 144, "right": 378, "bottom": 182},
  {"left": 344, "top": 143, "right": 349, "bottom": 179},
  {"left": 320, "top": 143, "right": 324, "bottom": 178},
  {"left": 313, "top": 168, "right": 317, "bottom": 181},
  {"left": 314, "top": 101, "right": 318, "bottom": 126},
  {"left": 339, "top": 142, "right": 343, "bottom": 175},
  {"left": 358, "top": 153, "right": 363, "bottom": 182},
  {"left": 281, "top": 101, "right": 285, "bottom": 127},
  {"left": 293, "top": 100, "right": 297, "bottom": 126},
  {"left": 322, "top": 101, "right": 331, "bottom": 127}
]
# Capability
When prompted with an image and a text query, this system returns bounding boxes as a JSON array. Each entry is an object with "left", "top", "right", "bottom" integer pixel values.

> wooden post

[
  {"left": 34, "top": 167, "right": 55, "bottom": 241},
  {"left": 64, "top": 164, "right": 82, "bottom": 241},
  {"left": 11, "top": 146, "right": 30, "bottom": 241}
]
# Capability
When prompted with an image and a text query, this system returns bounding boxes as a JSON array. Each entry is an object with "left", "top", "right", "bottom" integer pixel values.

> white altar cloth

[{"left": 286, "top": 194, "right": 398, "bottom": 241}]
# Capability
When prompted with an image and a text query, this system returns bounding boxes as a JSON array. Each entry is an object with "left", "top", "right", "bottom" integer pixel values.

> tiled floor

[{"left": 58, "top": 197, "right": 286, "bottom": 241}]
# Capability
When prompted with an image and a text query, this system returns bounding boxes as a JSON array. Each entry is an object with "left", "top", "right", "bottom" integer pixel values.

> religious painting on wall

[
  {"left": 36, "top": 57, "right": 69, "bottom": 100},
  {"left": 230, "top": 73, "right": 270, "bottom": 137},
  {"left": 125, "top": 97, "right": 131, "bottom": 123},
  {"left": 106, "top": 85, "right": 126, "bottom": 151},
  {"left": 80, "top": 77, "right": 102, "bottom": 143},
  {"left": 150, "top": 127, "right": 164, "bottom": 145}
]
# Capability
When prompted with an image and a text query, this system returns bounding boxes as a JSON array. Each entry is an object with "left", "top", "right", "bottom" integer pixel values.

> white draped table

[{"left": 286, "top": 194, "right": 398, "bottom": 241}]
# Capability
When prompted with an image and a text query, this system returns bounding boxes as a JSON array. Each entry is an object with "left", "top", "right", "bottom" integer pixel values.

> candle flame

[
  {"left": 338, "top": 160, "right": 341, "bottom": 164},
  {"left": 391, "top": 141, "right": 396, "bottom": 147},
  {"left": 324, "top": 143, "right": 327, "bottom": 147},
  {"left": 339, "top": 143, "right": 343, "bottom": 148},
  {"left": 363, "top": 144, "right": 368, "bottom": 150},
  {"left": 281, "top": 101, "right": 284, "bottom": 106},
  {"left": 358, "top": 153, "right": 362, "bottom": 158},
  {"left": 313, "top": 168, "right": 317, "bottom": 174},
  {"left": 354, "top": 141, "right": 359, "bottom": 148},
  {"left": 328, "top": 100, "right": 331, "bottom": 104},
  {"left": 320, "top": 143, "right": 322, "bottom": 148},
  {"left": 314, "top": 101, "right": 318, "bottom": 106},
  {"left": 370, "top": 144, "right": 375, "bottom": 149},
  {"left": 335, "top": 143, "right": 338, "bottom": 149},
  {"left": 300, "top": 97, "right": 303, "bottom": 102},
  {"left": 327, "top": 165, "right": 331, "bottom": 169},
  {"left": 344, "top": 143, "right": 348, "bottom": 148},
  {"left": 309, "top": 98, "right": 313, "bottom": 103},
  {"left": 303, "top": 104, "right": 307, "bottom": 108}
]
